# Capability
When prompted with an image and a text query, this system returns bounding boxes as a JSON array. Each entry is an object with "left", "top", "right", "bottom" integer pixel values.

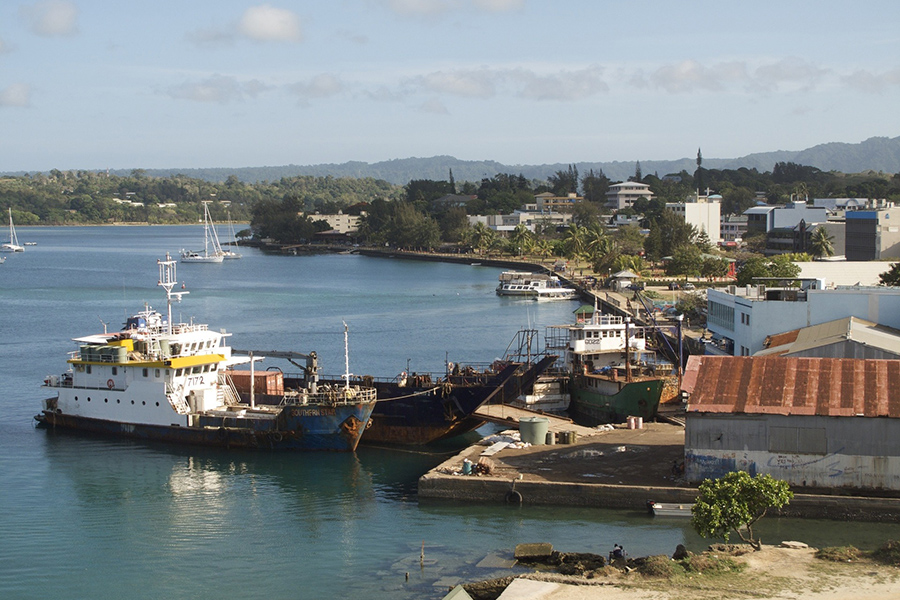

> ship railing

[
  {"left": 164, "top": 383, "right": 191, "bottom": 414},
  {"left": 217, "top": 372, "right": 243, "bottom": 406},
  {"left": 314, "top": 362, "right": 504, "bottom": 385},
  {"left": 303, "top": 384, "right": 378, "bottom": 406}
]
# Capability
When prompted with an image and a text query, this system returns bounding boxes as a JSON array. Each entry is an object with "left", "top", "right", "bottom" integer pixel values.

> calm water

[{"left": 2, "top": 226, "right": 899, "bottom": 600}]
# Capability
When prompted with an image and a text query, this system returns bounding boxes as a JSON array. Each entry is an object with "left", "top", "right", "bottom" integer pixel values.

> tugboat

[
  {"left": 36, "top": 255, "right": 377, "bottom": 451},
  {"left": 545, "top": 303, "right": 674, "bottom": 425}
]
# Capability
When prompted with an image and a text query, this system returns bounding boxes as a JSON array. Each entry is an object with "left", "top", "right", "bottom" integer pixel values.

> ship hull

[
  {"left": 36, "top": 400, "right": 375, "bottom": 452},
  {"left": 568, "top": 374, "right": 664, "bottom": 426}
]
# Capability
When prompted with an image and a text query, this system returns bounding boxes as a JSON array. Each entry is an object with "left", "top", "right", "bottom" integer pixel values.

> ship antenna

[
  {"left": 342, "top": 320, "right": 351, "bottom": 390},
  {"left": 158, "top": 253, "right": 188, "bottom": 335}
]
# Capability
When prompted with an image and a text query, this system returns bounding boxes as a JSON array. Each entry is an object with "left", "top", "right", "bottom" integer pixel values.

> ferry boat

[
  {"left": 496, "top": 271, "right": 576, "bottom": 297},
  {"left": 545, "top": 304, "right": 673, "bottom": 425},
  {"left": 36, "top": 255, "right": 377, "bottom": 451}
]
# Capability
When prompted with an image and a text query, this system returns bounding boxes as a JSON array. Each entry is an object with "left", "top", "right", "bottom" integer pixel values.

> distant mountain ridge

[{"left": 65, "top": 135, "right": 900, "bottom": 185}]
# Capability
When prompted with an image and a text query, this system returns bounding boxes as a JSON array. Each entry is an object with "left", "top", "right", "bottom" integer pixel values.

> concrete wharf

[{"left": 472, "top": 404, "right": 598, "bottom": 438}]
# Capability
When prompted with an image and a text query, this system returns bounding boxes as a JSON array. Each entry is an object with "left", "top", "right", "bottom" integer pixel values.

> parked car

[{"left": 683, "top": 282, "right": 695, "bottom": 290}]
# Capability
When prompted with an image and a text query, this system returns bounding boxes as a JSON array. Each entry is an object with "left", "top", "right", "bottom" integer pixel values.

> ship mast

[
  {"left": 342, "top": 321, "right": 351, "bottom": 390},
  {"left": 157, "top": 253, "right": 188, "bottom": 335}
]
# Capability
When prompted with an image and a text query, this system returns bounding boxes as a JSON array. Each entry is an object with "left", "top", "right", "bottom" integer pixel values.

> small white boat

[
  {"left": 181, "top": 203, "right": 224, "bottom": 263},
  {"left": 497, "top": 271, "right": 571, "bottom": 296},
  {"left": 0, "top": 256, "right": 6, "bottom": 264},
  {"left": 1, "top": 208, "right": 24, "bottom": 253},
  {"left": 647, "top": 501, "right": 694, "bottom": 517},
  {"left": 24, "top": 241, "right": 37, "bottom": 246},
  {"left": 533, "top": 287, "right": 578, "bottom": 301}
]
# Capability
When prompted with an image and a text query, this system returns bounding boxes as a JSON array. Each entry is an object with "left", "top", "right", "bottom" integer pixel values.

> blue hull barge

[{"left": 36, "top": 255, "right": 377, "bottom": 452}]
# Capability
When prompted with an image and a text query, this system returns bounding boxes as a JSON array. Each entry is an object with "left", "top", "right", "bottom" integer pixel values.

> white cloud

[
  {"left": 841, "top": 68, "right": 900, "bottom": 94},
  {"left": 406, "top": 66, "right": 608, "bottom": 101},
  {"left": 418, "top": 98, "right": 450, "bottom": 114},
  {"left": 386, "top": 0, "right": 461, "bottom": 16},
  {"left": 385, "top": 0, "right": 522, "bottom": 15},
  {"left": 752, "top": 57, "right": 828, "bottom": 92},
  {"left": 414, "top": 69, "right": 497, "bottom": 98},
  {"left": 238, "top": 4, "right": 302, "bottom": 42},
  {"left": 289, "top": 74, "right": 345, "bottom": 106},
  {"left": 649, "top": 59, "right": 747, "bottom": 93},
  {"left": 471, "top": 0, "right": 524, "bottom": 12},
  {"left": 0, "top": 83, "right": 31, "bottom": 107},
  {"left": 167, "top": 75, "right": 270, "bottom": 104},
  {"left": 20, "top": 1, "right": 78, "bottom": 37},
  {"left": 515, "top": 66, "right": 608, "bottom": 101}
]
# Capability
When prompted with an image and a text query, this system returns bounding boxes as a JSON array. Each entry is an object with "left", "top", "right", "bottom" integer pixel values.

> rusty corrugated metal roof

[{"left": 686, "top": 356, "right": 900, "bottom": 418}]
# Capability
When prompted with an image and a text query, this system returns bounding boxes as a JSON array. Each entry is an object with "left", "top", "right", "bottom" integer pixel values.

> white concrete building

[
  {"left": 666, "top": 192, "right": 721, "bottom": 242},
  {"left": 307, "top": 212, "right": 360, "bottom": 234},
  {"left": 606, "top": 182, "right": 653, "bottom": 210},
  {"left": 705, "top": 281, "right": 900, "bottom": 357}
]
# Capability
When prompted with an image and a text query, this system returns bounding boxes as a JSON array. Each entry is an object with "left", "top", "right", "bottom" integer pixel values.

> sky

[{"left": 1, "top": 0, "right": 899, "bottom": 172}]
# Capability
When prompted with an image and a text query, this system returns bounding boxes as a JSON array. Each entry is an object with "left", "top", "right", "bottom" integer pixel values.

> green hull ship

[
  {"left": 568, "top": 373, "right": 665, "bottom": 425},
  {"left": 546, "top": 304, "right": 673, "bottom": 426}
]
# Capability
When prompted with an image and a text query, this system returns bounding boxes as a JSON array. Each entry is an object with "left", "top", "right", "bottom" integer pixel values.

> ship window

[
  {"left": 86, "top": 365, "right": 92, "bottom": 374},
  {"left": 142, "top": 368, "right": 149, "bottom": 377},
  {"left": 112, "top": 367, "right": 118, "bottom": 375},
  {"left": 155, "top": 369, "right": 161, "bottom": 378},
  {"left": 176, "top": 368, "right": 183, "bottom": 377},
  {"left": 192, "top": 366, "right": 201, "bottom": 374}
]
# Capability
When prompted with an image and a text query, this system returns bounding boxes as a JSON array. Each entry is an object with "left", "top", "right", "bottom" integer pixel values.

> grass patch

[
  {"left": 682, "top": 554, "right": 745, "bottom": 575},
  {"left": 816, "top": 545, "right": 862, "bottom": 562},
  {"left": 636, "top": 554, "right": 685, "bottom": 578},
  {"left": 871, "top": 540, "right": 900, "bottom": 566}
]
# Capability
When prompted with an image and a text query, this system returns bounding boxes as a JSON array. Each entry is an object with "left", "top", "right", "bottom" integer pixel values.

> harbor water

[{"left": 3, "top": 225, "right": 900, "bottom": 600}]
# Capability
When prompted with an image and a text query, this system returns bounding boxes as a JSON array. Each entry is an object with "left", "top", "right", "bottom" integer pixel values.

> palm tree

[
  {"left": 509, "top": 223, "right": 535, "bottom": 256},
  {"left": 562, "top": 223, "right": 587, "bottom": 260},
  {"left": 469, "top": 222, "right": 495, "bottom": 254},
  {"left": 809, "top": 226, "right": 834, "bottom": 259}
]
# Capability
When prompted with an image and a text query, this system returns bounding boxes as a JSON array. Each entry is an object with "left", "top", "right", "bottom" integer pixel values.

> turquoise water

[{"left": 2, "top": 226, "right": 900, "bottom": 600}]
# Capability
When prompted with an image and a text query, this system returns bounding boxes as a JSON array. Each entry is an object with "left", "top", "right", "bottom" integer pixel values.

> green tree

[
  {"left": 808, "top": 226, "right": 834, "bottom": 259},
  {"left": 878, "top": 263, "right": 900, "bottom": 286},
  {"left": 691, "top": 472, "right": 793, "bottom": 551},
  {"left": 581, "top": 169, "right": 610, "bottom": 203},
  {"left": 666, "top": 244, "right": 703, "bottom": 277},
  {"left": 548, "top": 164, "right": 579, "bottom": 196},
  {"left": 735, "top": 255, "right": 801, "bottom": 286},
  {"left": 700, "top": 256, "right": 730, "bottom": 279}
]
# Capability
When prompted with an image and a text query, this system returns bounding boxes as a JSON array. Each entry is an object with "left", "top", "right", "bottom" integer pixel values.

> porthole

[
  {"left": 116, "top": 399, "right": 120, "bottom": 404},
  {"left": 75, "top": 396, "right": 79, "bottom": 401},
  {"left": 155, "top": 402, "right": 159, "bottom": 406},
  {"left": 104, "top": 398, "right": 108, "bottom": 403},
  {"left": 142, "top": 401, "right": 146, "bottom": 405},
  {"left": 131, "top": 400, "right": 135, "bottom": 405}
]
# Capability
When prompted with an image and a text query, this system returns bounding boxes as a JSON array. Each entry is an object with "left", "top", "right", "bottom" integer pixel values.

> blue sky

[{"left": 1, "top": 0, "right": 899, "bottom": 172}]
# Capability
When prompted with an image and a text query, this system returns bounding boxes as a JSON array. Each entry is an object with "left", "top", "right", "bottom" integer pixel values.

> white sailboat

[
  {"left": 181, "top": 203, "right": 224, "bottom": 263},
  {"left": 1, "top": 208, "right": 25, "bottom": 253},
  {"left": 221, "top": 210, "right": 242, "bottom": 260}
]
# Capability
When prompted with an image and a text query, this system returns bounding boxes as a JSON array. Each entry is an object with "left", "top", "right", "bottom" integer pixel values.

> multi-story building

[
  {"left": 534, "top": 192, "right": 582, "bottom": 212},
  {"left": 706, "top": 281, "right": 900, "bottom": 357},
  {"left": 469, "top": 210, "right": 572, "bottom": 234},
  {"left": 666, "top": 192, "right": 721, "bottom": 242},
  {"left": 720, "top": 215, "right": 747, "bottom": 245},
  {"left": 845, "top": 205, "right": 900, "bottom": 260},
  {"left": 605, "top": 182, "right": 653, "bottom": 210}
]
